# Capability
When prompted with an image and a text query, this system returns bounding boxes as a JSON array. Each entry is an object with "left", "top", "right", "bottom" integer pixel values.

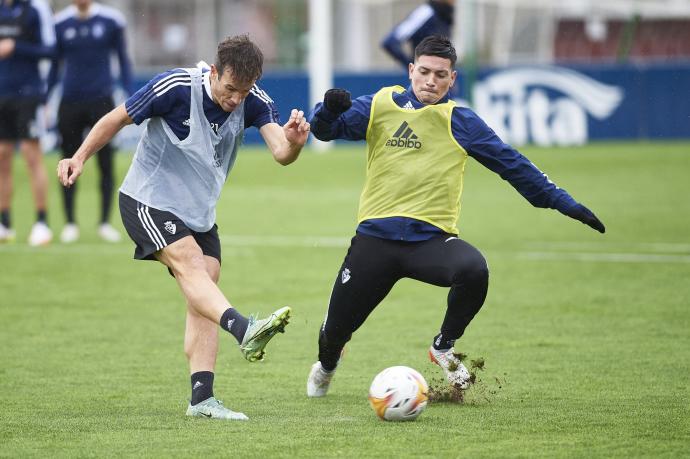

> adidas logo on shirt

[
  {"left": 385, "top": 121, "right": 422, "bottom": 149},
  {"left": 403, "top": 101, "right": 414, "bottom": 110}
]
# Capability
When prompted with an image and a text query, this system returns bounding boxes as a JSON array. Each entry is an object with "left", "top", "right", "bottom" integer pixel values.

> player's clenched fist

[{"left": 324, "top": 89, "right": 352, "bottom": 115}]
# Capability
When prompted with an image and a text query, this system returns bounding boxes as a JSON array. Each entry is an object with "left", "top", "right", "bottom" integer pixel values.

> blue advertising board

[{"left": 131, "top": 62, "right": 690, "bottom": 146}]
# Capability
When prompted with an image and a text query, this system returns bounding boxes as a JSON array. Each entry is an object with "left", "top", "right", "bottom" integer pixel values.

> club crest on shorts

[
  {"left": 341, "top": 268, "right": 351, "bottom": 284},
  {"left": 163, "top": 221, "right": 176, "bottom": 235}
]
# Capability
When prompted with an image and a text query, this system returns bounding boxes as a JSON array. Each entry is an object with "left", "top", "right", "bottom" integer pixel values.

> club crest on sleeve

[{"left": 341, "top": 268, "right": 351, "bottom": 284}]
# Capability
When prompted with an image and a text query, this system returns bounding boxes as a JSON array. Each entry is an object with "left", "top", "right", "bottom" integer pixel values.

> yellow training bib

[{"left": 359, "top": 86, "right": 468, "bottom": 234}]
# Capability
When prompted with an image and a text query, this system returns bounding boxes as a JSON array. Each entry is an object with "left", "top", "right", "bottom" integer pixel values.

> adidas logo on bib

[{"left": 385, "top": 121, "right": 422, "bottom": 149}]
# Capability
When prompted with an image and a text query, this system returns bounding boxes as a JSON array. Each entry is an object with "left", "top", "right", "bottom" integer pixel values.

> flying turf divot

[{"left": 428, "top": 353, "right": 505, "bottom": 403}]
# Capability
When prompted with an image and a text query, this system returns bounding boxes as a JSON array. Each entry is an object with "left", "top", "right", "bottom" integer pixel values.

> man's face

[
  {"left": 408, "top": 55, "right": 457, "bottom": 105},
  {"left": 209, "top": 65, "right": 255, "bottom": 113},
  {"left": 73, "top": 0, "right": 92, "bottom": 9}
]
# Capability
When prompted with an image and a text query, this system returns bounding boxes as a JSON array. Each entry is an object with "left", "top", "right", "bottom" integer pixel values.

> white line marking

[
  {"left": 525, "top": 241, "right": 690, "bottom": 254},
  {"left": 219, "top": 234, "right": 350, "bottom": 248},
  {"left": 3, "top": 237, "right": 690, "bottom": 264},
  {"left": 0, "top": 244, "right": 129, "bottom": 254},
  {"left": 518, "top": 251, "right": 690, "bottom": 264}
]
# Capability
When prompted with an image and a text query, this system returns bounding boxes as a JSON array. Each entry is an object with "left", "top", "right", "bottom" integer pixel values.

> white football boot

[
  {"left": 0, "top": 223, "right": 15, "bottom": 243},
  {"left": 60, "top": 223, "right": 80, "bottom": 243},
  {"left": 307, "top": 361, "right": 336, "bottom": 397},
  {"left": 98, "top": 223, "right": 122, "bottom": 242},
  {"left": 28, "top": 222, "right": 53, "bottom": 247},
  {"left": 428, "top": 346, "right": 471, "bottom": 389},
  {"left": 185, "top": 397, "right": 248, "bottom": 420}
]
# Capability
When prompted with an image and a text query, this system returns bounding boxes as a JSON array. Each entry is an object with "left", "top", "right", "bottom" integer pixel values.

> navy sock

[
  {"left": 37, "top": 209, "right": 47, "bottom": 223},
  {"left": 220, "top": 308, "right": 249, "bottom": 344},
  {"left": 432, "top": 333, "right": 456, "bottom": 351},
  {"left": 1, "top": 209, "right": 10, "bottom": 228},
  {"left": 191, "top": 371, "right": 214, "bottom": 405}
]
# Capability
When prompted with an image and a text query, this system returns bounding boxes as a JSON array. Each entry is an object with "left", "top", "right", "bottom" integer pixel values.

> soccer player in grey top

[{"left": 57, "top": 35, "right": 311, "bottom": 420}]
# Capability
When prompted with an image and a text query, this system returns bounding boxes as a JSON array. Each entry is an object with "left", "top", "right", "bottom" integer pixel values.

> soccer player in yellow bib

[{"left": 305, "top": 35, "right": 606, "bottom": 397}]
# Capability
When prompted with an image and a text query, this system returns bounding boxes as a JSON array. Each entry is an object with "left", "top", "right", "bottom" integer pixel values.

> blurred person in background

[
  {"left": 48, "top": 0, "right": 133, "bottom": 243},
  {"left": 306, "top": 35, "right": 605, "bottom": 398},
  {"left": 57, "top": 35, "right": 310, "bottom": 420},
  {"left": 381, "top": 0, "right": 454, "bottom": 69},
  {"left": 0, "top": 0, "right": 55, "bottom": 245}
]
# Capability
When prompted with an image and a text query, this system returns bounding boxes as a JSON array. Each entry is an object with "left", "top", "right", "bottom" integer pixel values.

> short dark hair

[
  {"left": 215, "top": 35, "right": 264, "bottom": 84},
  {"left": 414, "top": 35, "right": 457, "bottom": 67}
]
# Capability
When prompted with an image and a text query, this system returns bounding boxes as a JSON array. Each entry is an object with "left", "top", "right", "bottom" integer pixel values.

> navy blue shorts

[
  {"left": 0, "top": 97, "right": 42, "bottom": 140},
  {"left": 118, "top": 192, "right": 221, "bottom": 264}
]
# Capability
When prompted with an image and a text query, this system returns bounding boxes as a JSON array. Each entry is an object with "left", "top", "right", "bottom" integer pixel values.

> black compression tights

[
  {"left": 61, "top": 146, "right": 114, "bottom": 224},
  {"left": 58, "top": 97, "right": 115, "bottom": 224},
  {"left": 317, "top": 233, "right": 489, "bottom": 371}
]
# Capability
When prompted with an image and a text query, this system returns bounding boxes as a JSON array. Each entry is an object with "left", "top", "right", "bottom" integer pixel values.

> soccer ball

[{"left": 368, "top": 366, "right": 429, "bottom": 421}]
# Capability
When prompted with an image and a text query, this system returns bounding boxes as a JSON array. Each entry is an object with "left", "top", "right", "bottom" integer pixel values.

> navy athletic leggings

[
  {"left": 58, "top": 97, "right": 115, "bottom": 224},
  {"left": 318, "top": 232, "right": 489, "bottom": 370}
]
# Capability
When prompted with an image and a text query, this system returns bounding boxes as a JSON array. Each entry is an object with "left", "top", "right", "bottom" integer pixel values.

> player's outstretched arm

[
  {"left": 57, "top": 104, "right": 133, "bottom": 187},
  {"left": 456, "top": 108, "right": 606, "bottom": 234},
  {"left": 259, "top": 109, "right": 310, "bottom": 166},
  {"left": 561, "top": 203, "right": 606, "bottom": 233}
]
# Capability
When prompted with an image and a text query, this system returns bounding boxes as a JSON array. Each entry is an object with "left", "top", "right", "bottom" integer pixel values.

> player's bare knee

[
  {"left": 0, "top": 156, "right": 11, "bottom": 174},
  {"left": 0, "top": 143, "right": 13, "bottom": 158},
  {"left": 174, "top": 253, "right": 207, "bottom": 280},
  {"left": 21, "top": 145, "right": 43, "bottom": 166},
  {"left": 204, "top": 257, "right": 221, "bottom": 283},
  {"left": 24, "top": 154, "right": 44, "bottom": 172},
  {"left": 162, "top": 240, "right": 207, "bottom": 280}
]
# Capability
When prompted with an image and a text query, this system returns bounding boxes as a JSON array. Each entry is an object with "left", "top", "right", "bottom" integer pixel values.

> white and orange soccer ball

[{"left": 368, "top": 366, "right": 429, "bottom": 421}]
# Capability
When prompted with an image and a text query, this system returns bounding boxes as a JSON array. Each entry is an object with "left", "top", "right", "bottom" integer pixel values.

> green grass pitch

[{"left": 1, "top": 142, "right": 689, "bottom": 457}]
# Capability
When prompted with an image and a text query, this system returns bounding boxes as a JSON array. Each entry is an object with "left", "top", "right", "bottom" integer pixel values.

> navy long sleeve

[
  {"left": 452, "top": 111, "right": 576, "bottom": 212},
  {"left": 309, "top": 86, "right": 578, "bottom": 219},
  {"left": 49, "top": 4, "right": 133, "bottom": 101},
  {"left": 380, "top": 1, "right": 453, "bottom": 68},
  {"left": 113, "top": 23, "right": 133, "bottom": 95},
  {"left": 381, "top": 35, "right": 413, "bottom": 69},
  {"left": 0, "top": 0, "right": 55, "bottom": 98},
  {"left": 12, "top": 38, "right": 54, "bottom": 59}
]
